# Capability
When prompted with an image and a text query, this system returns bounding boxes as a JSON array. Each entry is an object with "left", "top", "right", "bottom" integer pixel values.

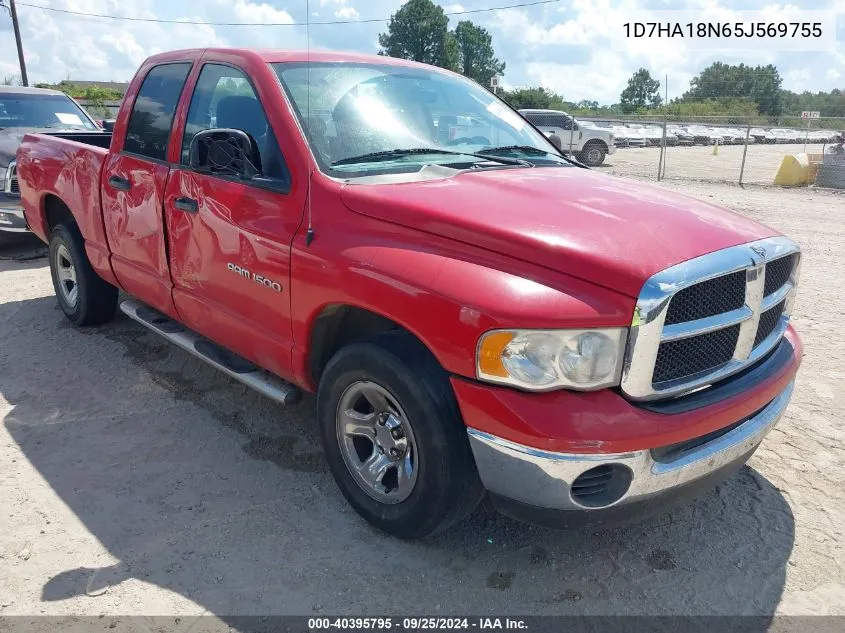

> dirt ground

[
  {"left": 1, "top": 180, "right": 844, "bottom": 622},
  {"left": 603, "top": 141, "right": 833, "bottom": 185}
]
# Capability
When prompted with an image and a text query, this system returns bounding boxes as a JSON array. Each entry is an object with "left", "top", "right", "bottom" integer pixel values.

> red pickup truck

[{"left": 16, "top": 48, "right": 802, "bottom": 539}]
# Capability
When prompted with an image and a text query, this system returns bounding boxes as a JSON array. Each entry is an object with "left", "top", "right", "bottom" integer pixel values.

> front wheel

[
  {"left": 579, "top": 141, "right": 607, "bottom": 166},
  {"left": 317, "top": 331, "right": 484, "bottom": 539},
  {"left": 49, "top": 223, "right": 118, "bottom": 326}
]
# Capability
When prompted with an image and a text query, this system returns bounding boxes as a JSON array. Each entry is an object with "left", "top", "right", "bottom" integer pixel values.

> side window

[
  {"left": 554, "top": 115, "right": 574, "bottom": 131},
  {"left": 124, "top": 63, "right": 191, "bottom": 161},
  {"left": 182, "top": 63, "right": 289, "bottom": 185},
  {"left": 524, "top": 113, "right": 546, "bottom": 128}
]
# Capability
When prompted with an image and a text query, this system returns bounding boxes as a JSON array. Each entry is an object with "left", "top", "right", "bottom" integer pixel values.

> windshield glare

[
  {"left": 272, "top": 62, "right": 566, "bottom": 175},
  {"left": 0, "top": 93, "right": 96, "bottom": 130}
]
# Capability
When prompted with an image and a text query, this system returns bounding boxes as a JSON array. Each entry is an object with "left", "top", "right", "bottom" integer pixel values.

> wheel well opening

[
  {"left": 584, "top": 139, "right": 607, "bottom": 150},
  {"left": 309, "top": 305, "right": 411, "bottom": 383},
  {"left": 44, "top": 195, "right": 75, "bottom": 232}
]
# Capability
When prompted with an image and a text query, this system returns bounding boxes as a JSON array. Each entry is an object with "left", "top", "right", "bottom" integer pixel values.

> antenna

[{"left": 304, "top": 0, "right": 316, "bottom": 247}]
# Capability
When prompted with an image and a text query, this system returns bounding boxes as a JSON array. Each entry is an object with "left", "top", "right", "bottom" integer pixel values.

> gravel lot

[
  {"left": 1, "top": 179, "right": 843, "bottom": 622},
  {"left": 603, "top": 141, "right": 833, "bottom": 185}
]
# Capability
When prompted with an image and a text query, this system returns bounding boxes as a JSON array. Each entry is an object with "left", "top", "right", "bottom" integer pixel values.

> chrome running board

[{"left": 119, "top": 299, "right": 301, "bottom": 406}]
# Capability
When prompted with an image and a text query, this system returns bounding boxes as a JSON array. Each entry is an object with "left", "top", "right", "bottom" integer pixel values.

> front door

[
  {"left": 101, "top": 62, "right": 192, "bottom": 316},
  {"left": 163, "top": 62, "right": 301, "bottom": 380},
  {"left": 548, "top": 114, "right": 578, "bottom": 153}
]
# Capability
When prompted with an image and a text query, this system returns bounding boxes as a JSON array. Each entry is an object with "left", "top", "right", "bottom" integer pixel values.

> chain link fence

[{"left": 578, "top": 114, "right": 843, "bottom": 186}]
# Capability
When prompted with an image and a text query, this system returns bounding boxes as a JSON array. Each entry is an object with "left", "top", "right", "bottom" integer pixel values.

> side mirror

[
  {"left": 101, "top": 119, "right": 116, "bottom": 132},
  {"left": 189, "top": 128, "right": 262, "bottom": 179},
  {"left": 572, "top": 122, "right": 579, "bottom": 131}
]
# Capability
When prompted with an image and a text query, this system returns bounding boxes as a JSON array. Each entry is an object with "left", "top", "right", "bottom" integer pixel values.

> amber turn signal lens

[{"left": 477, "top": 331, "right": 515, "bottom": 378}]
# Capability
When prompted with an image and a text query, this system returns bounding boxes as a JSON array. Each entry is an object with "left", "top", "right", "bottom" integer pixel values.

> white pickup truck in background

[{"left": 519, "top": 108, "right": 616, "bottom": 166}]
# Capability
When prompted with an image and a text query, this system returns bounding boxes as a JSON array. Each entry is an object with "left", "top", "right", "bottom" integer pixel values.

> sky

[{"left": 0, "top": 0, "right": 843, "bottom": 104}]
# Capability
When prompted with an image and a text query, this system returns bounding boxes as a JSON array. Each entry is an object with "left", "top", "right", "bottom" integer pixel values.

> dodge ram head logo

[{"left": 227, "top": 263, "right": 282, "bottom": 292}]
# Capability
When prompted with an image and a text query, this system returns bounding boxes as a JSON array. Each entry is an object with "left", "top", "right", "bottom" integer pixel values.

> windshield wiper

[
  {"left": 477, "top": 145, "right": 586, "bottom": 168},
  {"left": 331, "top": 147, "right": 527, "bottom": 167},
  {"left": 477, "top": 145, "right": 556, "bottom": 156}
]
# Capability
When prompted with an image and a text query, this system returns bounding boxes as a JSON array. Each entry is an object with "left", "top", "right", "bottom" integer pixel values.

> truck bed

[
  {"left": 39, "top": 130, "right": 113, "bottom": 149},
  {"left": 16, "top": 132, "right": 114, "bottom": 283}
]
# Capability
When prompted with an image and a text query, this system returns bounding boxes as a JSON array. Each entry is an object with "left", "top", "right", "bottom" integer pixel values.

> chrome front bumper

[
  {"left": 467, "top": 381, "right": 793, "bottom": 516},
  {"left": 0, "top": 203, "right": 28, "bottom": 233}
]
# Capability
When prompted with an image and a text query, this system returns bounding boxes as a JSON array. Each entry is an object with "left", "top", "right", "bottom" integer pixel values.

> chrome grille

[
  {"left": 4, "top": 160, "right": 19, "bottom": 197},
  {"left": 755, "top": 299, "right": 786, "bottom": 346},
  {"left": 764, "top": 254, "right": 797, "bottom": 297},
  {"left": 653, "top": 325, "right": 740, "bottom": 383},
  {"left": 622, "top": 237, "right": 800, "bottom": 400},
  {"left": 664, "top": 269, "right": 746, "bottom": 325}
]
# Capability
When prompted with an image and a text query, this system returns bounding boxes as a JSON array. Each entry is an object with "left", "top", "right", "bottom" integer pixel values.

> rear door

[
  {"left": 101, "top": 62, "right": 192, "bottom": 316},
  {"left": 163, "top": 62, "right": 300, "bottom": 380}
]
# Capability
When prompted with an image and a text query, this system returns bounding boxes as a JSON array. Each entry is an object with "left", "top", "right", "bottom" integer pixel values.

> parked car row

[{"left": 581, "top": 121, "right": 840, "bottom": 148}]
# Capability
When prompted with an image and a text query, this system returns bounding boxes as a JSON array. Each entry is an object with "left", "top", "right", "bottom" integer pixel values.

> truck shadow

[{"left": 1, "top": 295, "right": 795, "bottom": 620}]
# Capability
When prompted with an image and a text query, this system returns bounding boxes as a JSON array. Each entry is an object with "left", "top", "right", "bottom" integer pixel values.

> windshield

[
  {"left": 272, "top": 62, "right": 569, "bottom": 176},
  {"left": 0, "top": 93, "right": 97, "bottom": 130}
]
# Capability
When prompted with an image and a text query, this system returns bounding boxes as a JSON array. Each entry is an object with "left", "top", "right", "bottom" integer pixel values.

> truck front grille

[
  {"left": 653, "top": 325, "right": 740, "bottom": 383},
  {"left": 664, "top": 270, "right": 746, "bottom": 325},
  {"left": 764, "top": 254, "right": 798, "bottom": 297},
  {"left": 755, "top": 299, "right": 786, "bottom": 346},
  {"left": 4, "top": 160, "right": 19, "bottom": 196},
  {"left": 622, "top": 238, "right": 800, "bottom": 400}
]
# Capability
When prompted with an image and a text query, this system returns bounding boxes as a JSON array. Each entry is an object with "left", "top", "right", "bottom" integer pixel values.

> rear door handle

[
  {"left": 108, "top": 175, "right": 131, "bottom": 191},
  {"left": 174, "top": 197, "right": 198, "bottom": 213}
]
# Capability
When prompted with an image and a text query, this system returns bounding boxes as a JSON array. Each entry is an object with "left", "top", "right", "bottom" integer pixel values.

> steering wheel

[{"left": 446, "top": 135, "right": 491, "bottom": 146}]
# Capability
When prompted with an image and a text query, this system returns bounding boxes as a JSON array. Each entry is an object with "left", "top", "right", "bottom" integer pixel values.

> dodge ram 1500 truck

[{"left": 16, "top": 48, "right": 802, "bottom": 539}]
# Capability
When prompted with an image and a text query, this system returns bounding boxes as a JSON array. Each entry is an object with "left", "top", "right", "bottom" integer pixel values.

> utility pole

[{"left": 2, "top": 0, "right": 28, "bottom": 86}]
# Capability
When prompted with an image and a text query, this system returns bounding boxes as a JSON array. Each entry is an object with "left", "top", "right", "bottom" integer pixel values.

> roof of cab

[{"left": 143, "top": 48, "right": 441, "bottom": 70}]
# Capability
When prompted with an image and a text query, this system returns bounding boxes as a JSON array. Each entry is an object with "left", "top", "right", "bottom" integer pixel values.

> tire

[
  {"left": 579, "top": 141, "right": 607, "bottom": 166},
  {"left": 48, "top": 223, "right": 118, "bottom": 326},
  {"left": 317, "top": 330, "right": 484, "bottom": 539}
]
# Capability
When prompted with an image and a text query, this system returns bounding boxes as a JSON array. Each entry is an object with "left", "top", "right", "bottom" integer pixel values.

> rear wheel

[
  {"left": 317, "top": 330, "right": 484, "bottom": 539},
  {"left": 579, "top": 141, "right": 607, "bottom": 166},
  {"left": 49, "top": 223, "right": 118, "bottom": 326}
]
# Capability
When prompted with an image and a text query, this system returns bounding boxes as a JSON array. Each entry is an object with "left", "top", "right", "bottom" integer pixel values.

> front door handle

[
  {"left": 107, "top": 175, "right": 131, "bottom": 191},
  {"left": 174, "top": 197, "right": 198, "bottom": 213}
]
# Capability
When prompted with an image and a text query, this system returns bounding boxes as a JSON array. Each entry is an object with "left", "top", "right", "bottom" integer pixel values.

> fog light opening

[{"left": 570, "top": 464, "right": 632, "bottom": 508}]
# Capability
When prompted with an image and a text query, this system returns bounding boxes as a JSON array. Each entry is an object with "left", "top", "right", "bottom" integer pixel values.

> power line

[{"left": 17, "top": 0, "right": 563, "bottom": 26}]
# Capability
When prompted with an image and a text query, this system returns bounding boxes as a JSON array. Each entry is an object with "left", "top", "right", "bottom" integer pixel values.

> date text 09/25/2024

[{"left": 308, "top": 618, "right": 527, "bottom": 630}]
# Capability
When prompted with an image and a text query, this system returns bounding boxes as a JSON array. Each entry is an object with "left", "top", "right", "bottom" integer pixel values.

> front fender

[{"left": 289, "top": 211, "right": 634, "bottom": 388}]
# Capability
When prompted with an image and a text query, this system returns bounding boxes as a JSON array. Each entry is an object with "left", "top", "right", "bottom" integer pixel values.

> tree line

[
  {"left": 11, "top": 0, "right": 841, "bottom": 123},
  {"left": 503, "top": 64, "right": 844, "bottom": 120},
  {"left": 378, "top": 1, "right": 842, "bottom": 121},
  {"left": 378, "top": 0, "right": 504, "bottom": 88}
]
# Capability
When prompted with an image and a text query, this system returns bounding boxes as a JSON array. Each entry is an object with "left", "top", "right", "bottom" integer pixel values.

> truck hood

[
  {"left": 0, "top": 127, "right": 85, "bottom": 166},
  {"left": 340, "top": 167, "right": 778, "bottom": 298}
]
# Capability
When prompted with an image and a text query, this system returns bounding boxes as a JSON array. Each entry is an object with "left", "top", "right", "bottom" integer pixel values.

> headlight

[{"left": 476, "top": 328, "right": 627, "bottom": 391}]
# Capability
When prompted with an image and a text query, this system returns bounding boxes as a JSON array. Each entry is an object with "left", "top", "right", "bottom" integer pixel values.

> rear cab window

[{"left": 124, "top": 63, "right": 192, "bottom": 161}]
